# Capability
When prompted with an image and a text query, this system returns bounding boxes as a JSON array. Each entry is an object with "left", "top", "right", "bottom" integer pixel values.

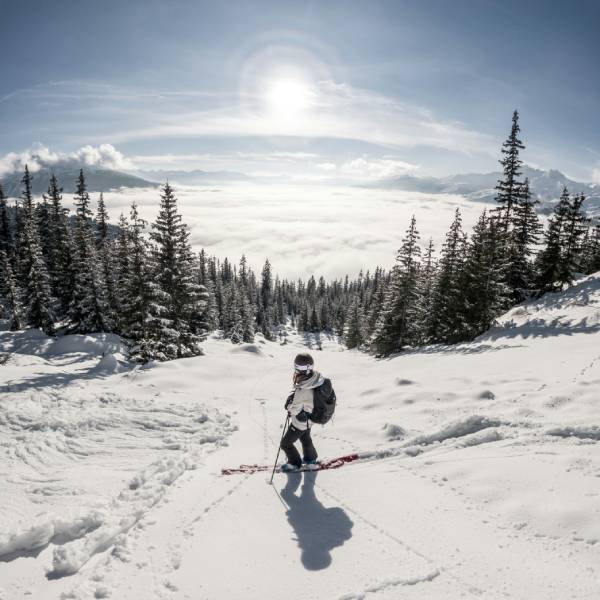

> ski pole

[{"left": 269, "top": 413, "right": 290, "bottom": 485}]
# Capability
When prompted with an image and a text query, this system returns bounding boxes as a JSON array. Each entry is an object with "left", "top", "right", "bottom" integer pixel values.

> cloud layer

[
  {"left": 0, "top": 143, "right": 133, "bottom": 177},
  {"left": 93, "top": 182, "right": 486, "bottom": 281}
]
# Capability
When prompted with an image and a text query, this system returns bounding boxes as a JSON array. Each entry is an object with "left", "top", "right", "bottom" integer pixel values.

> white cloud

[
  {"left": 80, "top": 79, "right": 494, "bottom": 157},
  {"left": 592, "top": 168, "right": 600, "bottom": 185},
  {"left": 0, "top": 143, "right": 133, "bottom": 177},
  {"left": 316, "top": 162, "right": 337, "bottom": 171},
  {"left": 341, "top": 157, "right": 419, "bottom": 179}
]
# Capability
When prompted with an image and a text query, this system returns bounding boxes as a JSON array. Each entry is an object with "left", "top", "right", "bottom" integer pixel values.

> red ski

[{"left": 221, "top": 453, "right": 360, "bottom": 475}]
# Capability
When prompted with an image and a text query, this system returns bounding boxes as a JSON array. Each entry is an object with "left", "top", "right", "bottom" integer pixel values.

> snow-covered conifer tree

[
  {"left": 344, "top": 295, "right": 365, "bottom": 349},
  {"left": 148, "top": 183, "right": 208, "bottom": 359},
  {"left": 68, "top": 170, "right": 113, "bottom": 333},
  {"left": 0, "top": 249, "right": 23, "bottom": 330},
  {"left": 428, "top": 208, "right": 467, "bottom": 343},
  {"left": 461, "top": 212, "right": 509, "bottom": 336},
  {"left": 507, "top": 178, "right": 542, "bottom": 301},
  {"left": 46, "top": 175, "right": 74, "bottom": 313},
  {"left": 558, "top": 193, "right": 588, "bottom": 286},
  {"left": 0, "top": 184, "right": 12, "bottom": 261},
  {"left": 536, "top": 187, "right": 572, "bottom": 293},
  {"left": 371, "top": 215, "right": 422, "bottom": 355},
  {"left": 495, "top": 110, "right": 526, "bottom": 233}
]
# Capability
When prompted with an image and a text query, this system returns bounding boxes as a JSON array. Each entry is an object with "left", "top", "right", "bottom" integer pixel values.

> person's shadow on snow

[{"left": 281, "top": 471, "right": 353, "bottom": 570}]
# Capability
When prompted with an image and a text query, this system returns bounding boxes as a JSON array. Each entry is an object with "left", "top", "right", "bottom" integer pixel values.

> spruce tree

[
  {"left": 429, "top": 209, "right": 467, "bottom": 343},
  {"left": 121, "top": 202, "right": 159, "bottom": 356},
  {"left": 461, "top": 212, "right": 509, "bottom": 336},
  {"left": 559, "top": 193, "right": 588, "bottom": 286},
  {"left": 371, "top": 215, "right": 422, "bottom": 355},
  {"left": 113, "top": 213, "right": 131, "bottom": 330},
  {"left": 344, "top": 296, "right": 365, "bottom": 349},
  {"left": 95, "top": 192, "right": 116, "bottom": 313},
  {"left": 23, "top": 215, "right": 55, "bottom": 334},
  {"left": 580, "top": 223, "right": 600, "bottom": 274},
  {"left": 536, "top": 187, "right": 571, "bottom": 293},
  {"left": 46, "top": 175, "right": 74, "bottom": 313},
  {"left": 507, "top": 178, "right": 542, "bottom": 301},
  {"left": 0, "top": 184, "right": 12, "bottom": 261},
  {"left": 148, "top": 183, "right": 208, "bottom": 359},
  {"left": 0, "top": 249, "right": 23, "bottom": 330},
  {"left": 417, "top": 239, "right": 437, "bottom": 343},
  {"left": 259, "top": 259, "right": 274, "bottom": 339},
  {"left": 17, "top": 166, "right": 35, "bottom": 280},
  {"left": 69, "top": 170, "right": 113, "bottom": 333},
  {"left": 495, "top": 110, "right": 526, "bottom": 233}
]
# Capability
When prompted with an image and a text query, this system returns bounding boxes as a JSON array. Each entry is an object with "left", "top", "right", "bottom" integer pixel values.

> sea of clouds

[{"left": 92, "top": 183, "right": 485, "bottom": 280}]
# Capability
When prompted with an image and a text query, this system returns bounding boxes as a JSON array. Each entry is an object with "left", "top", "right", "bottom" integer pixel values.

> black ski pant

[{"left": 281, "top": 424, "right": 318, "bottom": 467}]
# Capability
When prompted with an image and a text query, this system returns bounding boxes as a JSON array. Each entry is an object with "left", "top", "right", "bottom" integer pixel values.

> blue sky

[{"left": 1, "top": 0, "right": 599, "bottom": 182}]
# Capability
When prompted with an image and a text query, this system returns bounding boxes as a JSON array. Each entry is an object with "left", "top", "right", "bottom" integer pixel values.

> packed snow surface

[{"left": 1, "top": 273, "right": 600, "bottom": 599}]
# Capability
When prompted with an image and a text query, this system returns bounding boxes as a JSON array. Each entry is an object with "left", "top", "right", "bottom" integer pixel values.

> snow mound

[
  {"left": 411, "top": 415, "right": 504, "bottom": 446},
  {"left": 0, "top": 330, "right": 128, "bottom": 360},
  {"left": 48, "top": 454, "right": 194, "bottom": 578},
  {"left": 0, "top": 512, "right": 103, "bottom": 560},
  {"left": 484, "top": 271, "right": 600, "bottom": 340},
  {"left": 382, "top": 423, "right": 406, "bottom": 440},
  {"left": 546, "top": 425, "right": 600, "bottom": 441},
  {"left": 92, "top": 353, "right": 125, "bottom": 374}
]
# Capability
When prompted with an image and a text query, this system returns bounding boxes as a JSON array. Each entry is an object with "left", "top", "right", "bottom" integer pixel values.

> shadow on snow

[{"left": 280, "top": 471, "right": 353, "bottom": 571}]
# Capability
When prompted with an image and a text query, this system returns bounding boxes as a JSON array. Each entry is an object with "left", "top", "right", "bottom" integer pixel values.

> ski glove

[{"left": 295, "top": 409, "right": 312, "bottom": 423}]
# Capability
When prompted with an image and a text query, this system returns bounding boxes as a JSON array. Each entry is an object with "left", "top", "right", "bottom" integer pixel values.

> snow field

[
  {"left": 0, "top": 331, "right": 235, "bottom": 586},
  {"left": 1, "top": 273, "right": 600, "bottom": 598}
]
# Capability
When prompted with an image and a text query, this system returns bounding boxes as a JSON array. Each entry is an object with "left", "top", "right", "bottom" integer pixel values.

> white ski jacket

[{"left": 287, "top": 371, "right": 325, "bottom": 430}]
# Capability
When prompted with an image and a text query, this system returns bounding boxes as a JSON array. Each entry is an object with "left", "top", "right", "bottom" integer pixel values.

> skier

[{"left": 280, "top": 353, "right": 333, "bottom": 472}]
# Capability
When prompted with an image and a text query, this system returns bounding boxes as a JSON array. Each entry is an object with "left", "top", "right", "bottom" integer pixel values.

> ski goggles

[{"left": 294, "top": 363, "right": 313, "bottom": 373}]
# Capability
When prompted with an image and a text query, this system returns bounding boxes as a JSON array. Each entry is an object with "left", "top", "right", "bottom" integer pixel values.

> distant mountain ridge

[
  {"left": 133, "top": 169, "right": 253, "bottom": 185},
  {"left": 0, "top": 166, "right": 156, "bottom": 196},
  {"left": 366, "top": 165, "right": 600, "bottom": 216}
]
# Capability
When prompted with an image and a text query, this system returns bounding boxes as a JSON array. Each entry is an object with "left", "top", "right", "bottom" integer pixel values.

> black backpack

[{"left": 311, "top": 378, "right": 336, "bottom": 424}]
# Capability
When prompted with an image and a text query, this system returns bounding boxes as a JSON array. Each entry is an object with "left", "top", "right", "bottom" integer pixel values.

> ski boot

[
  {"left": 302, "top": 458, "right": 320, "bottom": 471},
  {"left": 280, "top": 462, "right": 301, "bottom": 473}
]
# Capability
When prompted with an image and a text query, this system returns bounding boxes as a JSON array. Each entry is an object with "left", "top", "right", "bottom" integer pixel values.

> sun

[{"left": 265, "top": 78, "right": 314, "bottom": 120}]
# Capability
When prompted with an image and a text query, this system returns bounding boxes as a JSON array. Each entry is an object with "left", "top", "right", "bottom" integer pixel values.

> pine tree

[
  {"left": 69, "top": 170, "right": 113, "bottom": 333},
  {"left": 259, "top": 259, "right": 274, "bottom": 339},
  {"left": 429, "top": 209, "right": 467, "bottom": 343},
  {"left": 17, "top": 166, "right": 35, "bottom": 281},
  {"left": 0, "top": 249, "right": 23, "bottom": 330},
  {"left": 371, "top": 215, "right": 422, "bottom": 355},
  {"left": 121, "top": 202, "right": 158, "bottom": 355},
  {"left": 23, "top": 215, "right": 55, "bottom": 334},
  {"left": 495, "top": 110, "right": 526, "bottom": 233},
  {"left": 507, "top": 178, "right": 542, "bottom": 301},
  {"left": 36, "top": 192, "right": 52, "bottom": 262},
  {"left": 580, "top": 223, "right": 600, "bottom": 274},
  {"left": 148, "top": 183, "right": 208, "bottom": 359},
  {"left": 46, "top": 175, "right": 74, "bottom": 313},
  {"left": 13, "top": 167, "right": 56, "bottom": 333},
  {"left": 96, "top": 193, "right": 109, "bottom": 246},
  {"left": 536, "top": 187, "right": 571, "bottom": 293},
  {"left": 95, "top": 192, "right": 116, "bottom": 313},
  {"left": 0, "top": 184, "right": 12, "bottom": 261},
  {"left": 344, "top": 295, "right": 365, "bottom": 349},
  {"left": 559, "top": 193, "right": 588, "bottom": 286},
  {"left": 461, "top": 212, "right": 509, "bottom": 336},
  {"left": 416, "top": 239, "right": 436, "bottom": 343},
  {"left": 113, "top": 213, "right": 131, "bottom": 329}
]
